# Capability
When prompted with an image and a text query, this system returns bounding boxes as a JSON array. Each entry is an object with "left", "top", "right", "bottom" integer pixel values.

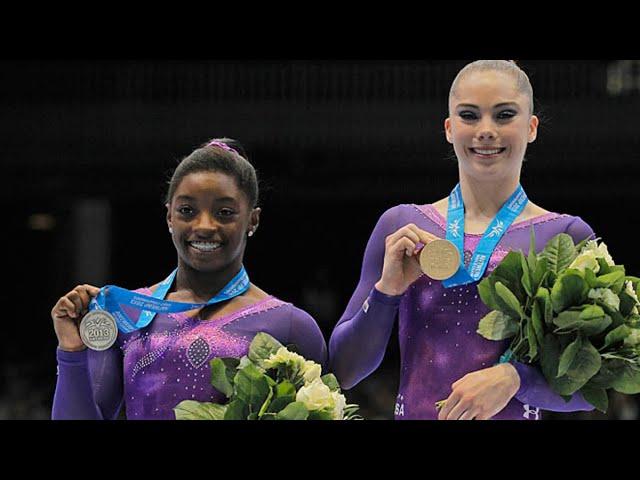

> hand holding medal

[
  {"left": 51, "top": 284, "right": 104, "bottom": 352},
  {"left": 375, "top": 224, "right": 459, "bottom": 296}
]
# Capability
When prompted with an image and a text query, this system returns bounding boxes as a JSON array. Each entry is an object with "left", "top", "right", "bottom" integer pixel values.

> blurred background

[{"left": 1, "top": 59, "right": 639, "bottom": 420}]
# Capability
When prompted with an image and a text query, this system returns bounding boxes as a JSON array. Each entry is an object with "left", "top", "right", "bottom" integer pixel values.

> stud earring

[
  {"left": 169, "top": 227, "right": 173, "bottom": 234},
  {"left": 248, "top": 230, "right": 254, "bottom": 237}
]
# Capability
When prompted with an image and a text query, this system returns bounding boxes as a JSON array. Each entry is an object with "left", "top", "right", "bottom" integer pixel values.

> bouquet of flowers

[
  {"left": 174, "top": 332, "right": 362, "bottom": 420},
  {"left": 475, "top": 230, "right": 640, "bottom": 412}
]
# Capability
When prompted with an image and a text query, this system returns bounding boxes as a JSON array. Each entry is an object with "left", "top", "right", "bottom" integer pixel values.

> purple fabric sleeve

[
  {"left": 287, "top": 305, "right": 329, "bottom": 371},
  {"left": 52, "top": 347, "right": 124, "bottom": 420},
  {"left": 512, "top": 215, "right": 596, "bottom": 411},
  {"left": 329, "top": 207, "right": 400, "bottom": 389}
]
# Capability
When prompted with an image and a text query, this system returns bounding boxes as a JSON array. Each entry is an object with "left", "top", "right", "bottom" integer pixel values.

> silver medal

[{"left": 79, "top": 310, "right": 118, "bottom": 351}]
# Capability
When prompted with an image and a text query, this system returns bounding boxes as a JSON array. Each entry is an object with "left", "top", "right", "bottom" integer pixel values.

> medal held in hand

[
  {"left": 419, "top": 239, "right": 461, "bottom": 281},
  {"left": 79, "top": 310, "right": 118, "bottom": 351}
]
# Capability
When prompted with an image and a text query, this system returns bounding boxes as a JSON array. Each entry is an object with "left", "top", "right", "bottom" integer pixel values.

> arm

[
  {"left": 52, "top": 346, "right": 124, "bottom": 420},
  {"left": 287, "top": 306, "right": 329, "bottom": 371},
  {"left": 328, "top": 207, "right": 402, "bottom": 390}
]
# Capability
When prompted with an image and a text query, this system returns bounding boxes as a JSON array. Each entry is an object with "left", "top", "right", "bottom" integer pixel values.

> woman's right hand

[
  {"left": 51, "top": 284, "right": 101, "bottom": 352},
  {"left": 375, "top": 224, "right": 440, "bottom": 296}
]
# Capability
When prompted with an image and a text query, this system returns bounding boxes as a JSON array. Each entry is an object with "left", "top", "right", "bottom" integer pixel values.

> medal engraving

[
  {"left": 419, "top": 239, "right": 461, "bottom": 281},
  {"left": 79, "top": 310, "right": 118, "bottom": 351}
]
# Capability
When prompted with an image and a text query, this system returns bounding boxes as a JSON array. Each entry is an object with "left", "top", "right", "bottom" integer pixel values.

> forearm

[
  {"left": 329, "top": 287, "right": 400, "bottom": 390},
  {"left": 513, "top": 361, "right": 594, "bottom": 412},
  {"left": 51, "top": 348, "right": 104, "bottom": 420}
]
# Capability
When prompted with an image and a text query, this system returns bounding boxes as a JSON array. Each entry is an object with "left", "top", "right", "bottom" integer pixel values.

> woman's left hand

[{"left": 438, "top": 363, "right": 521, "bottom": 420}]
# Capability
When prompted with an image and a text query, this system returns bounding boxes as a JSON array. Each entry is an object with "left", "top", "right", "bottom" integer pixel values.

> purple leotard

[
  {"left": 52, "top": 291, "right": 327, "bottom": 420},
  {"left": 329, "top": 204, "right": 597, "bottom": 420}
]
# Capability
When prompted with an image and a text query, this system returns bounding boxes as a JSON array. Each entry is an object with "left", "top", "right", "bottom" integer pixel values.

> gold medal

[{"left": 419, "top": 239, "right": 460, "bottom": 281}]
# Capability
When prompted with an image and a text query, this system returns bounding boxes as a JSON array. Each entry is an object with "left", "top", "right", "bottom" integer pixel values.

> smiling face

[
  {"left": 444, "top": 70, "right": 539, "bottom": 183},
  {"left": 166, "top": 171, "right": 260, "bottom": 274}
]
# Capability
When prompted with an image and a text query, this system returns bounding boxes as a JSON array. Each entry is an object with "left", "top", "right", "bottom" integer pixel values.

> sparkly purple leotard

[
  {"left": 52, "top": 292, "right": 327, "bottom": 419},
  {"left": 329, "top": 204, "right": 596, "bottom": 420}
]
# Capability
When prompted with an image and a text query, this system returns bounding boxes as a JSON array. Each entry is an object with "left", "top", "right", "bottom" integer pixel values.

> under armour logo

[
  {"left": 523, "top": 404, "right": 540, "bottom": 420},
  {"left": 363, "top": 299, "right": 370, "bottom": 313}
]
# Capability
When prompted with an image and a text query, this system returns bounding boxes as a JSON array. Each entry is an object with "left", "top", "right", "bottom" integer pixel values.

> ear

[
  {"left": 165, "top": 202, "right": 173, "bottom": 233},
  {"left": 249, "top": 207, "right": 261, "bottom": 234},
  {"left": 444, "top": 117, "right": 453, "bottom": 144},
  {"left": 528, "top": 115, "right": 539, "bottom": 143}
]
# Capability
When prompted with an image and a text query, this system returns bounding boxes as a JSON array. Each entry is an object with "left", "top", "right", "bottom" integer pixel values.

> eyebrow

[
  {"left": 174, "top": 195, "right": 238, "bottom": 203},
  {"left": 456, "top": 102, "right": 520, "bottom": 109}
]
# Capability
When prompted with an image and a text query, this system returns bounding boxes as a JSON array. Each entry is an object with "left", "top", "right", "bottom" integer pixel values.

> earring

[
  {"left": 169, "top": 227, "right": 173, "bottom": 234},
  {"left": 248, "top": 230, "right": 254, "bottom": 237}
]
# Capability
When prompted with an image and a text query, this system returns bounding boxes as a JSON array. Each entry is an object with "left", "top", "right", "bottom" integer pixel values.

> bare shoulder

[
  {"left": 246, "top": 284, "right": 271, "bottom": 301},
  {"left": 431, "top": 198, "right": 449, "bottom": 217},
  {"left": 522, "top": 202, "right": 552, "bottom": 220}
]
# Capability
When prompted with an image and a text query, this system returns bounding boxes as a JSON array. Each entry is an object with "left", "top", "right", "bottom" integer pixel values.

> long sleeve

[
  {"left": 287, "top": 306, "right": 329, "bottom": 371},
  {"left": 510, "top": 215, "right": 597, "bottom": 412},
  {"left": 329, "top": 207, "right": 402, "bottom": 389},
  {"left": 51, "top": 346, "right": 124, "bottom": 420}
]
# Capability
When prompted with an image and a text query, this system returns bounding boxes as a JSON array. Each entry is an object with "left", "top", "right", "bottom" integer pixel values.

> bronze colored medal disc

[
  {"left": 79, "top": 310, "right": 118, "bottom": 351},
  {"left": 419, "top": 239, "right": 461, "bottom": 281}
]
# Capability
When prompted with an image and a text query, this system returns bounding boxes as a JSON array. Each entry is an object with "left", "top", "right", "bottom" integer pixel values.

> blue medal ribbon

[
  {"left": 88, "top": 265, "right": 250, "bottom": 334},
  {"left": 442, "top": 183, "right": 528, "bottom": 288}
]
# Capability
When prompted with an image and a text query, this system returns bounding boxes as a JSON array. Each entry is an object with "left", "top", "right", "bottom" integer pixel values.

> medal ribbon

[
  {"left": 442, "top": 183, "right": 528, "bottom": 288},
  {"left": 88, "top": 265, "right": 250, "bottom": 333}
]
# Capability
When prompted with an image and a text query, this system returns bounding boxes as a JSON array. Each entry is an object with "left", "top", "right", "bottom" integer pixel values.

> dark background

[{"left": 2, "top": 59, "right": 639, "bottom": 420}]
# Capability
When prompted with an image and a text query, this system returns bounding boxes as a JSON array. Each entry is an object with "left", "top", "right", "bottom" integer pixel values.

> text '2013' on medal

[{"left": 79, "top": 310, "right": 118, "bottom": 351}]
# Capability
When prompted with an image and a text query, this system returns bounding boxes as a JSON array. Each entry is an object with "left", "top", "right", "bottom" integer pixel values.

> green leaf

[
  {"left": 553, "top": 311, "right": 582, "bottom": 333},
  {"left": 593, "top": 271, "right": 625, "bottom": 289},
  {"left": 174, "top": 401, "right": 227, "bottom": 420},
  {"left": 248, "top": 332, "right": 284, "bottom": 368},
  {"left": 540, "top": 334, "right": 601, "bottom": 395},
  {"left": 526, "top": 319, "right": 538, "bottom": 361},
  {"left": 580, "top": 386, "right": 608, "bottom": 413},
  {"left": 266, "top": 380, "right": 297, "bottom": 413},
  {"left": 477, "top": 310, "right": 519, "bottom": 340},
  {"left": 320, "top": 373, "right": 341, "bottom": 392},
  {"left": 611, "top": 364, "right": 640, "bottom": 394},
  {"left": 532, "top": 258, "right": 549, "bottom": 293},
  {"left": 579, "top": 305, "right": 605, "bottom": 321},
  {"left": 557, "top": 335, "right": 582, "bottom": 378},
  {"left": 209, "top": 358, "right": 238, "bottom": 398},
  {"left": 541, "top": 233, "right": 576, "bottom": 275},
  {"left": 478, "top": 277, "right": 501, "bottom": 312},
  {"left": 520, "top": 253, "right": 533, "bottom": 297},
  {"left": 535, "top": 287, "right": 554, "bottom": 326},
  {"left": 601, "top": 324, "right": 632, "bottom": 351},
  {"left": 574, "top": 236, "right": 591, "bottom": 256},
  {"left": 308, "top": 408, "right": 335, "bottom": 420},
  {"left": 619, "top": 291, "right": 638, "bottom": 317},
  {"left": 531, "top": 301, "right": 545, "bottom": 347},
  {"left": 491, "top": 251, "right": 527, "bottom": 303},
  {"left": 223, "top": 399, "right": 249, "bottom": 420},
  {"left": 275, "top": 401, "right": 309, "bottom": 420},
  {"left": 234, "top": 362, "right": 272, "bottom": 411},
  {"left": 495, "top": 281, "right": 525, "bottom": 319},
  {"left": 551, "top": 272, "right": 589, "bottom": 313}
]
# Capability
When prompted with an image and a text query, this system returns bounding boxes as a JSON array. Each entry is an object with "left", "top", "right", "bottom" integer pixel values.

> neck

[
  {"left": 174, "top": 261, "right": 244, "bottom": 302},
  {"left": 457, "top": 172, "right": 521, "bottom": 220}
]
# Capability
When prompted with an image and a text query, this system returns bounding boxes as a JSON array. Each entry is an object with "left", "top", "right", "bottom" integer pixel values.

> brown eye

[
  {"left": 497, "top": 110, "right": 517, "bottom": 120},
  {"left": 459, "top": 111, "right": 477, "bottom": 120},
  {"left": 178, "top": 206, "right": 194, "bottom": 216}
]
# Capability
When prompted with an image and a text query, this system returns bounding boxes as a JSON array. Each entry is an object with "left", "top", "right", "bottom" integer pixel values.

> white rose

[
  {"left": 331, "top": 390, "right": 347, "bottom": 420},
  {"left": 263, "top": 347, "right": 306, "bottom": 370},
  {"left": 624, "top": 329, "right": 640, "bottom": 347},
  {"left": 569, "top": 250, "right": 600, "bottom": 273},
  {"left": 296, "top": 378, "right": 335, "bottom": 412},
  {"left": 301, "top": 360, "right": 322, "bottom": 385},
  {"left": 582, "top": 240, "right": 615, "bottom": 266},
  {"left": 588, "top": 288, "right": 620, "bottom": 311}
]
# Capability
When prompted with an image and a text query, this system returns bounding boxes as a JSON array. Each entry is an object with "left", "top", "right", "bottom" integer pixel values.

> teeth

[
  {"left": 190, "top": 242, "right": 221, "bottom": 252},
  {"left": 472, "top": 148, "right": 502, "bottom": 155}
]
